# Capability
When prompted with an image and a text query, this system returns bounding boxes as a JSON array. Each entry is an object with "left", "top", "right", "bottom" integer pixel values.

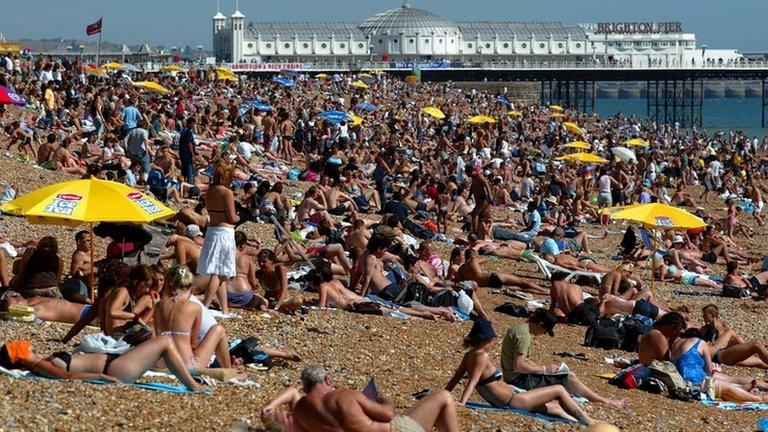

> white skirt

[{"left": 197, "top": 226, "right": 236, "bottom": 278}]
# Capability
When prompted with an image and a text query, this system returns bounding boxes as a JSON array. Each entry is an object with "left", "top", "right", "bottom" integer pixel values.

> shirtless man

[
  {"left": 324, "top": 179, "right": 358, "bottom": 218},
  {"left": 310, "top": 262, "right": 456, "bottom": 321},
  {"left": 638, "top": 312, "right": 687, "bottom": 365},
  {"left": 164, "top": 227, "right": 203, "bottom": 270},
  {"left": 227, "top": 231, "right": 267, "bottom": 310},
  {"left": 295, "top": 187, "right": 334, "bottom": 227},
  {"left": 2, "top": 294, "right": 92, "bottom": 324},
  {"left": 292, "top": 364, "right": 459, "bottom": 432},
  {"left": 456, "top": 248, "right": 548, "bottom": 295},
  {"left": 151, "top": 145, "right": 176, "bottom": 175},
  {"left": 344, "top": 219, "right": 371, "bottom": 252},
  {"left": 53, "top": 137, "right": 86, "bottom": 175},
  {"left": 539, "top": 229, "right": 613, "bottom": 274},
  {"left": 349, "top": 233, "right": 400, "bottom": 299},
  {"left": 549, "top": 272, "right": 599, "bottom": 324},
  {"left": 279, "top": 112, "right": 296, "bottom": 162},
  {"left": 599, "top": 265, "right": 650, "bottom": 301},
  {"left": 468, "top": 165, "right": 492, "bottom": 235},
  {"left": 598, "top": 294, "right": 669, "bottom": 321},
  {"left": 36, "top": 133, "right": 57, "bottom": 166},
  {"left": 70, "top": 230, "right": 92, "bottom": 278}
]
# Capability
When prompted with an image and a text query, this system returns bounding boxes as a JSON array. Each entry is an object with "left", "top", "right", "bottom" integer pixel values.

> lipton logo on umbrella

[
  {"left": 56, "top": 194, "right": 83, "bottom": 201},
  {"left": 654, "top": 216, "right": 673, "bottom": 227},
  {"left": 127, "top": 192, "right": 144, "bottom": 200}
]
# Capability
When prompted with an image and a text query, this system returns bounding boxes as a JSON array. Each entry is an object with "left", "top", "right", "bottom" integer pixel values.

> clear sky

[{"left": 1, "top": 0, "right": 765, "bottom": 51}]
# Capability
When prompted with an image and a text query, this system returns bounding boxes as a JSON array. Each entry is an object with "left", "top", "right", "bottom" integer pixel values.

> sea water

[{"left": 595, "top": 98, "right": 768, "bottom": 138}]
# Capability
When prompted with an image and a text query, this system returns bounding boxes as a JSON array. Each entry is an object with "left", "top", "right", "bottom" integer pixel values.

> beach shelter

[
  {"left": 563, "top": 121, "right": 584, "bottom": 135},
  {"left": 0, "top": 178, "right": 175, "bottom": 299},
  {"left": 422, "top": 107, "right": 445, "bottom": 119},
  {"left": 132, "top": 81, "right": 171, "bottom": 95},
  {"left": 0, "top": 86, "right": 26, "bottom": 106},
  {"left": 563, "top": 141, "right": 590, "bottom": 150},
  {"left": 625, "top": 138, "right": 649, "bottom": 147},
  {"left": 160, "top": 64, "right": 187, "bottom": 73},
  {"left": 351, "top": 80, "right": 369, "bottom": 89},
  {"left": 549, "top": 105, "right": 564, "bottom": 112},
  {"left": 555, "top": 153, "right": 609, "bottom": 164}
]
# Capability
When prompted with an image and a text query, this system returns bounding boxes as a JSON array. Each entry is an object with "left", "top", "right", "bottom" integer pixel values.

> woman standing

[{"left": 198, "top": 160, "right": 239, "bottom": 314}]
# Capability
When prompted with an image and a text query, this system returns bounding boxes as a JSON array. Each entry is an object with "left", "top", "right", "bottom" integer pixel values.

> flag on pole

[{"left": 86, "top": 18, "right": 102, "bottom": 36}]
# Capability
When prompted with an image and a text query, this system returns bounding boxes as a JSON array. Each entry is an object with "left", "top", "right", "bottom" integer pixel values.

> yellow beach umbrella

[
  {"left": 348, "top": 112, "right": 363, "bottom": 126},
  {"left": 508, "top": 110, "right": 523, "bottom": 117},
  {"left": 351, "top": 80, "right": 369, "bottom": 89},
  {"left": 625, "top": 138, "right": 650, "bottom": 147},
  {"left": 563, "top": 141, "right": 590, "bottom": 150},
  {"left": 1, "top": 178, "right": 175, "bottom": 299},
  {"left": 606, "top": 203, "right": 706, "bottom": 230},
  {"left": 405, "top": 75, "right": 419, "bottom": 83},
  {"left": 160, "top": 64, "right": 187, "bottom": 73},
  {"left": 215, "top": 66, "right": 238, "bottom": 82},
  {"left": 556, "top": 153, "right": 609, "bottom": 164},
  {"left": 550, "top": 112, "right": 565, "bottom": 118},
  {"left": 549, "top": 105, "right": 564, "bottom": 112},
  {"left": 468, "top": 115, "right": 496, "bottom": 124},
  {"left": 315, "top": 73, "right": 330, "bottom": 79},
  {"left": 132, "top": 81, "right": 171, "bottom": 95},
  {"left": 563, "top": 121, "right": 584, "bottom": 135},
  {"left": 422, "top": 107, "right": 446, "bottom": 119},
  {"left": 102, "top": 62, "right": 123, "bottom": 70},
  {"left": 86, "top": 66, "right": 108, "bottom": 77}
]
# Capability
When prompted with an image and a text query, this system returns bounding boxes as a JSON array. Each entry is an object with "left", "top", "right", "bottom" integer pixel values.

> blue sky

[{"left": 2, "top": 0, "right": 766, "bottom": 51}]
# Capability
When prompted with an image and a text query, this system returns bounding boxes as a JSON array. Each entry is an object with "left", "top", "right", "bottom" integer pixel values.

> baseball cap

[
  {"left": 672, "top": 235, "right": 684, "bottom": 244},
  {"left": 184, "top": 224, "right": 203, "bottom": 238},
  {"left": 531, "top": 308, "right": 558, "bottom": 337},
  {"left": 466, "top": 318, "right": 497, "bottom": 343}
]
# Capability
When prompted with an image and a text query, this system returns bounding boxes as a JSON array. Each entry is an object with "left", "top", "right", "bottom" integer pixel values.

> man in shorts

[
  {"left": 501, "top": 308, "right": 627, "bottom": 408},
  {"left": 292, "top": 364, "right": 459, "bottom": 432},
  {"left": 598, "top": 293, "right": 669, "bottom": 320},
  {"left": 457, "top": 248, "right": 548, "bottom": 295}
]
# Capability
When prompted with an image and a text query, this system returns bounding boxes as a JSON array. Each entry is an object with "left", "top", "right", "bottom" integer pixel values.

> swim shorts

[
  {"left": 488, "top": 273, "right": 503, "bottom": 289},
  {"left": 632, "top": 299, "right": 659, "bottom": 320}
]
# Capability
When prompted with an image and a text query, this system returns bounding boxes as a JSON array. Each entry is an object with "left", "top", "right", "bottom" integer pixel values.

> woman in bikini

[
  {"left": 227, "top": 231, "right": 268, "bottom": 310},
  {"left": 153, "top": 265, "right": 232, "bottom": 369},
  {"left": 0, "top": 338, "right": 204, "bottom": 392},
  {"left": 99, "top": 265, "right": 155, "bottom": 337},
  {"left": 198, "top": 160, "right": 240, "bottom": 314},
  {"left": 445, "top": 318, "right": 599, "bottom": 425},
  {"left": 255, "top": 249, "right": 302, "bottom": 314}
]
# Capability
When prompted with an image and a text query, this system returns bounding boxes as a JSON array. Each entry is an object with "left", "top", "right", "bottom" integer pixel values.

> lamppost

[
  {"left": 701, "top": 44, "right": 707, "bottom": 67},
  {"left": 79, "top": 44, "right": 85, "bottom": 60},
  {"left": 197, "top": 45, "right": 203, "bottom": 64}
]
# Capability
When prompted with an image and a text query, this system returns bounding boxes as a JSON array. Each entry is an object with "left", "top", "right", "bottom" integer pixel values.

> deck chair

[{"left": 527, "top": 252, "right": 604, "bottom": 284}]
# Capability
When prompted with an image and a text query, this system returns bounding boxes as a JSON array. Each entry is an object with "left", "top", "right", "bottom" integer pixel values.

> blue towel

[
  {"left": 702, "top": 400, "right": 768, "bottom": 411},
  {"left": 464, "top": 401, "right": 576, "bottom": 424},
  {"left": 87, "top": 379, "right": 193, "bottom": 394},
  {"left": 758, "top": 418, "right": 768, "bottom": 432}
]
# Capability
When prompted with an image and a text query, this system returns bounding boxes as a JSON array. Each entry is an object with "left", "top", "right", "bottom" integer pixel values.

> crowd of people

[{"left": 1, "top": 53, "right": 768, "bottom": 430}]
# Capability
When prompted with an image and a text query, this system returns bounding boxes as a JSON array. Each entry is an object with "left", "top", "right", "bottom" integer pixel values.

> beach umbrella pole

[{"left": 89, "top": 223, "right": 95, "bottom": 303}]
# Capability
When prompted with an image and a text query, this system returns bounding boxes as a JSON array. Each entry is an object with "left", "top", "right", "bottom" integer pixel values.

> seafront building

[{"left": 212, "top": 1, "right": 743, "bottom": 68}]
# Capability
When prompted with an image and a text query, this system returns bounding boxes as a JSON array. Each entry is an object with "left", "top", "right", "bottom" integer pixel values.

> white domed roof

[{"left": 359, "top": 1, "right": 458, "bottom": 37}]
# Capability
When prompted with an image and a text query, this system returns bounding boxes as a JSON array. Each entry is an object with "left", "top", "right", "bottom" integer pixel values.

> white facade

[{"left": 212, "top": 2, "right": 742, "bottom": 66}]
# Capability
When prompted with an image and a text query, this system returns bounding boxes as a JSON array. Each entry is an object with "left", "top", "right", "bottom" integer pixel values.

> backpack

[
  {"left": 230, "top": 337, "right": 271, "bottom": 366},
  {"left": 584, "top": 316, "right": 623, "bottom": 349},
  {"left": 648, "top": 360, "right": 692, "bottom": 401},
  {"left": 609, "top": 363, "right": 649, "bottom": 389},
  {"left": 620, "top": 314, "right": 654, "bottom": 352}
]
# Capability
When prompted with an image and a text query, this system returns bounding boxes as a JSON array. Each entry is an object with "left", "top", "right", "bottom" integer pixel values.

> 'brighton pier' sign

[{"left": 595, "top": 22, "right": 683, "bottom": 34}]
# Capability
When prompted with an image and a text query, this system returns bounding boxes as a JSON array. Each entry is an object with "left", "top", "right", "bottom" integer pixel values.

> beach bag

[
  {"left": 620, "top": 315, "right": 654, "bottom": 352},
  {"left": 348, "top": 302, "right": 383, "bottom": 316},
  {"left": 567, "top": 302, "right": 600, "bottom": 326},
  {"left": 584, "top": 316, "right": 622, "bottom": 350},
  {"left": 648, "top": 360, "right": 692, "bottom": 401},
  {"left": 122, "top": 321, "right": 152, "bottom": 346},
  {"left": 722, "top": 284, "right": 752, "bottom": 298},
  {"left": 609, "top": 363, "right": 649, "bottom": 389}
]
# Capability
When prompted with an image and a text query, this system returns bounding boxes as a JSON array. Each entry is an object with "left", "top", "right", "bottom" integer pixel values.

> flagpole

[{"left": 95, "top": 16, "right": 103, "bottom": 65}]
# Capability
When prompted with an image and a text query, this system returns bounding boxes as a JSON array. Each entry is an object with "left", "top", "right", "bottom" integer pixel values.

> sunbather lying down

[
  {"left": 0, "top": 338, "right": 204, "bottom": 392},
  {"left": 2, "top": 292, "right": 92, "bottom": 324},
  {"left": 307, "top": 263, "right": 457, "bottom": 322}
]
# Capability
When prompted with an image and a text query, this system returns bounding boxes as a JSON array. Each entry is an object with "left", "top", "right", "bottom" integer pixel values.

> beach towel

[
  {"left": 0, "top": 365, "right": 196, "bottom": 394},
  {"left": 702, "top": 400, "right": 768, "bottom": 411},
  {"left": 758, "top": 418, "right": 768, "bottom": 432},
  {"left": 673, "top": 289, "right": 720, "bottom": 297},
  {"left": 464, "top": 402, "right": 576, "bottom": 424}
]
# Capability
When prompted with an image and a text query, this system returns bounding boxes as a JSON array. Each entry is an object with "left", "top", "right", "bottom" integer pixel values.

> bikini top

[
  {"left": 48, "top": 351, "right": 72, "bottom": 371},
  {"left": 157, "top": 298, "right": 192, "bottom": 337},
  {"left": 477, "top": 368, "right": 503, "bottom": 387}
]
